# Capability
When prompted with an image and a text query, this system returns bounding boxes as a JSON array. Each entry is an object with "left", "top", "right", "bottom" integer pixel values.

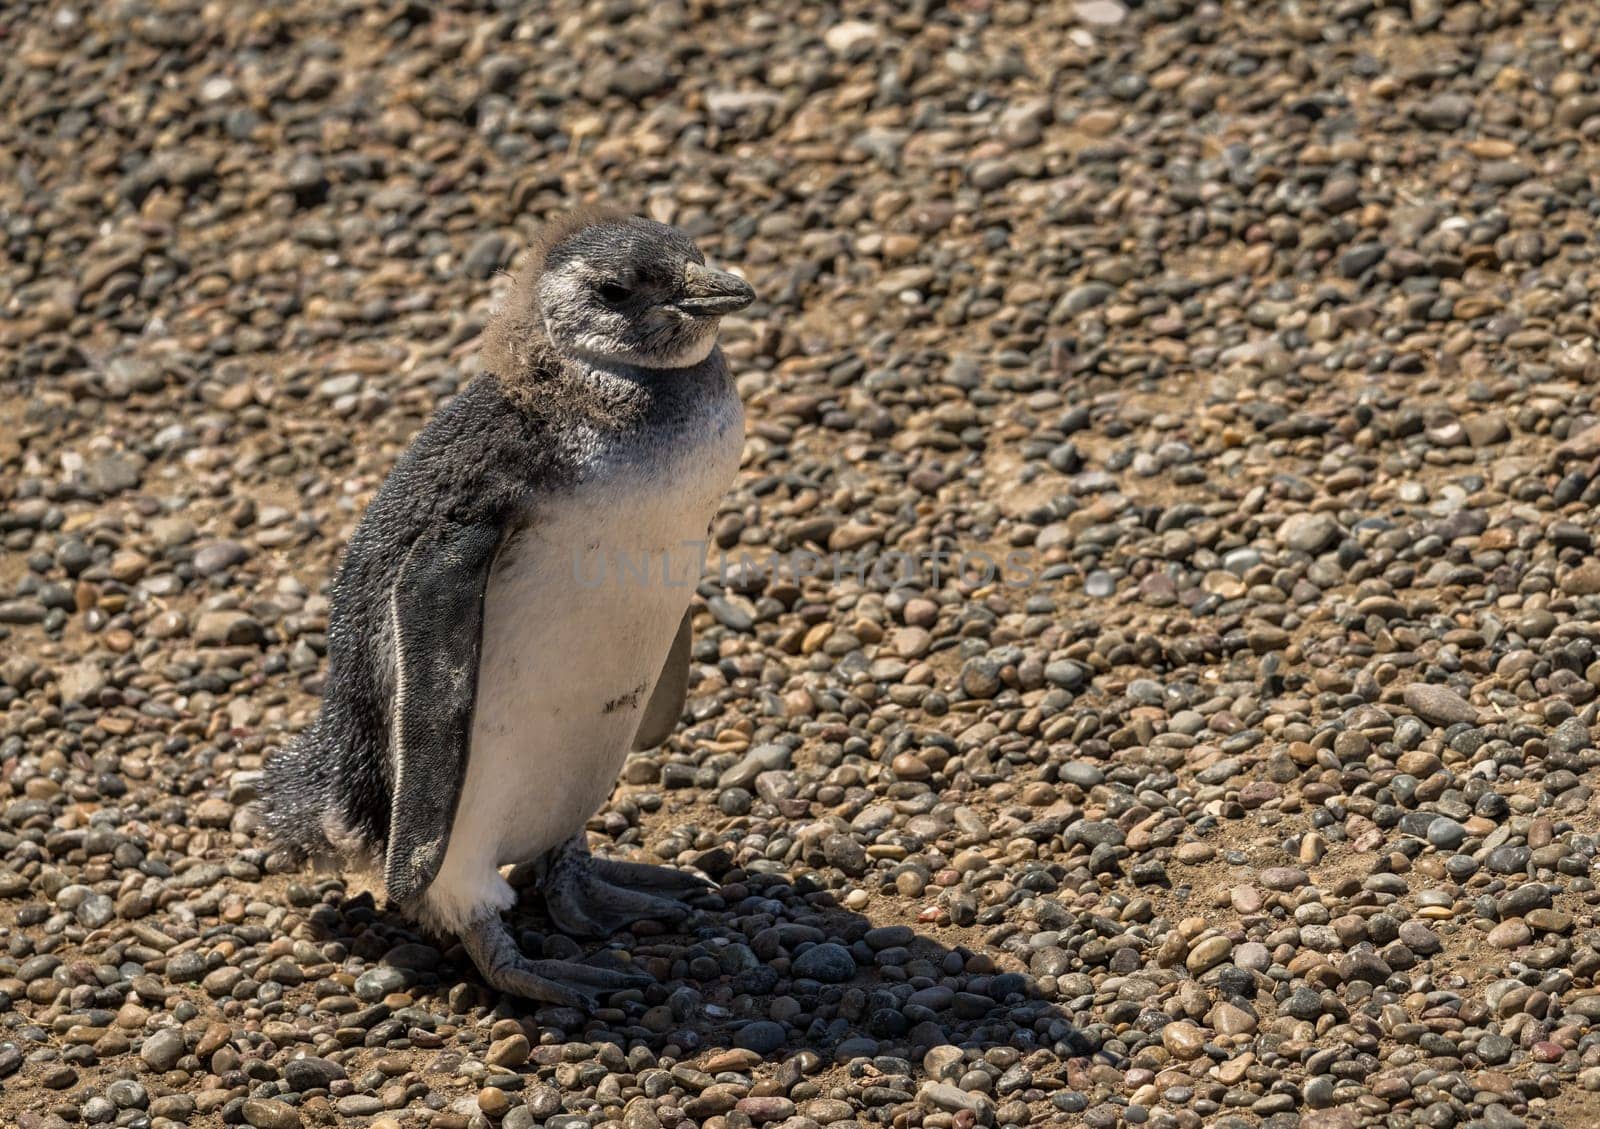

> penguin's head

[{"left": 527, "top": 211, "right": 755, "bottom": 370}]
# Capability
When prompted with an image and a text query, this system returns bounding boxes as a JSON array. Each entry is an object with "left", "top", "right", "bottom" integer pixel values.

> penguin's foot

[
  {"left": 459, "top": 911, "right": 653, "bottom": 1008},
  {"left": 523, "top": 835, "right": 713, "bottom": 937}
]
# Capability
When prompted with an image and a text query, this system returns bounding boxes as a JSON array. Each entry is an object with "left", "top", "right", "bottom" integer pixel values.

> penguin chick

[{"left": 260, "top": 207, "right": 754, "bottom": 1006}]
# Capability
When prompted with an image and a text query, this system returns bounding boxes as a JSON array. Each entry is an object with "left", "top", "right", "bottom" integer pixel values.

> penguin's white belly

[
  {"left": 419, "top": 400, "right": 740, "bottom": 933},
  {"left": 468, "top": 509, "right": 686, "bottom": 859}
]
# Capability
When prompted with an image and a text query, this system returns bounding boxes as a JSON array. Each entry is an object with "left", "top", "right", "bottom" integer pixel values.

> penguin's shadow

[{"left": 304, "top": 868, "right": 1099, "bottom": 1085}]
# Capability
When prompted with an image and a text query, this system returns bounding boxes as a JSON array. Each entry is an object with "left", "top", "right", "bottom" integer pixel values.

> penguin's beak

[{"left": 676, "top": 262, "right": 755, "bottom": 315}]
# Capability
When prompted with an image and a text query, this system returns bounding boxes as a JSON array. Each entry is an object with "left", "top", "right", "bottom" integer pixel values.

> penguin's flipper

[
  {"left": 630, "top": 606, "right": 692, "bottom": 751},
  {"left": 382, "top": 522, "right": 502, "bottom": 907}
]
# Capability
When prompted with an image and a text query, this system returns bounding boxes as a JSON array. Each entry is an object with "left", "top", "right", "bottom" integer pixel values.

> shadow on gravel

[{"left": 298, "top": 867, "right": 1101, "bottom": 1116}]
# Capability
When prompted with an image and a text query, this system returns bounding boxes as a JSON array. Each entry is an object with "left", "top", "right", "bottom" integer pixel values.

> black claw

[{"left": 590, "top": 856, "right": 716, "bottom": 895}]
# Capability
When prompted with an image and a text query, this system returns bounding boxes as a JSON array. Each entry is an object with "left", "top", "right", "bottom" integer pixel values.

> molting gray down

[{"left": 258, "top": 210, "right": 752, "bottom": 1007}]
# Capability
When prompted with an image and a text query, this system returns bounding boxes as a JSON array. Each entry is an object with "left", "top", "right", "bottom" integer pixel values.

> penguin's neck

[
  {"left": 566, "top": 331, "right": 718, "bottom": 372},
  {"left": 561, "top": 348, "right": 730, "bottom": 430}
]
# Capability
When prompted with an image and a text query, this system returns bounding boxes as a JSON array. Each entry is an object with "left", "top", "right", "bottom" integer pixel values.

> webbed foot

[
  {"left": 460, "top": 912, "right": 652, "bottom": 1008},
  {"left": 517, "top": 835, "right": 714, "bottom": 937}
]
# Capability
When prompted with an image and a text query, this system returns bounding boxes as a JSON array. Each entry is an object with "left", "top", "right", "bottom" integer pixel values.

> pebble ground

[{"left": 6, "top": 1, "right": 1600, "bottom": 1128}]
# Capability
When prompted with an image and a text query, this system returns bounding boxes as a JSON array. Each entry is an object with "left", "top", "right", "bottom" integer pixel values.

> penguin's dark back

[
  {"left": 257, "top": 374, "right": 553, "bottom": 853},
  {"left": 306, "top": 375, "right": 568, "bottom": 845}
]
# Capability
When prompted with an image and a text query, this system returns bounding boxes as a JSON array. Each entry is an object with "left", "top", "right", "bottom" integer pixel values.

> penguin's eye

[{"left": 596, "top": 281, "right": 632, "bottom": 305}]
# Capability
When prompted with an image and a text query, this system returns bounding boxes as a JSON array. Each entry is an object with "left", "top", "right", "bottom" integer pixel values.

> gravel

[{"left": 5, "top": 0, "right": 1600, "bottom": 1128}]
